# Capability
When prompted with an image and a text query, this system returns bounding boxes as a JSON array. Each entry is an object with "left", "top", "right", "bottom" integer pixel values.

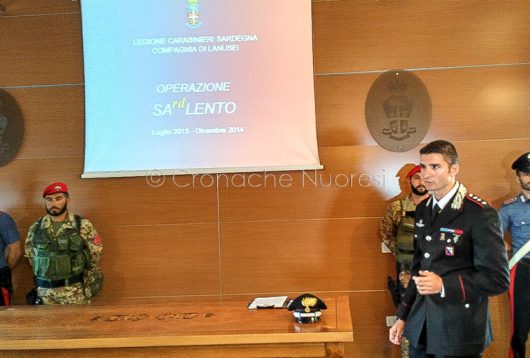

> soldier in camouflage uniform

[
  {"left": 379, "top": 165, "right": 428, "bottom": 358},
  {"left": 25, "top": 182, "right": 103, "bottom": 304}
]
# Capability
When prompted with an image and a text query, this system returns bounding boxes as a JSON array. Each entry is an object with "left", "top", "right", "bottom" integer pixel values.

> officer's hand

[
  {"left": 389, "top": 319, "right": 405, "bottom": 345},
  {"left": 413, "top": 270, "right": 443, "bottom": 295}
]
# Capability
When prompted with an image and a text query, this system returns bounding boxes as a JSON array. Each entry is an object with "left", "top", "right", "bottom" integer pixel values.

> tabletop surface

[{"left": 0, "top": 296, "right": 353, "bottom": 349}]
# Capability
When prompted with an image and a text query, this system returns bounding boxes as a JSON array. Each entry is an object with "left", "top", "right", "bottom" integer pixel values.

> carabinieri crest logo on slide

[{"left": 186, "top": 0, "right": 202, "bottom": 29}]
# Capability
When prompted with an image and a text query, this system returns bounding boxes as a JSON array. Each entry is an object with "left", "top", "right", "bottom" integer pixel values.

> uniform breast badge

[
  {"left": 440, "top": 228, "right": 463, "bottom": 245},
  {"left": 445, "top": 246, "right": 455, "bottom": 256}
]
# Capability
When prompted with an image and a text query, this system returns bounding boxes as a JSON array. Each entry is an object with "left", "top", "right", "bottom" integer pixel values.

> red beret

[
  {"left": 42, "top": 182, "right": 69, "bottom": 198},
  {"left": 406, "top": 165, "right": 421, "bottom": 179}
]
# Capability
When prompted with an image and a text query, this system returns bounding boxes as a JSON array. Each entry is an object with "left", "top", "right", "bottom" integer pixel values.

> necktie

[{"left": 431, "top": 204, "right": 440, "bottom": 223}]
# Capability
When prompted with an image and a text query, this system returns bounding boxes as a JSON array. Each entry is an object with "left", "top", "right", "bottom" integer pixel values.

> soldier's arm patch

[{"left": 92, "top": 235, "right": 102, "bottom": 246}]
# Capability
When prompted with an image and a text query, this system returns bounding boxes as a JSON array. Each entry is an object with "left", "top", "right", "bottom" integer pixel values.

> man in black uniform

[{"left": 389, "top": 140, "right": 510, "bottom": 357}]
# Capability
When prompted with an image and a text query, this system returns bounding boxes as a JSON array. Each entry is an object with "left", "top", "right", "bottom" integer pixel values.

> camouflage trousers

[
  {"left": 401, "top": 336, "right": 410, "bottom": 358},
  {"left": 37, "top": 282, "right": 90, "bottom": 305}
]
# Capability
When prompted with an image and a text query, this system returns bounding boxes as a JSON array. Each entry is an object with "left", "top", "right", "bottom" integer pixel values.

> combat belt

[{"left": 32, "top": 215, "right": 90, "bottom": 288}]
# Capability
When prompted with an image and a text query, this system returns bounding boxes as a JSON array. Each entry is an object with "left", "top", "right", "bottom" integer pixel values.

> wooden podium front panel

[{"left": 0, "top": 296, "right": 353, "bottom": 358}]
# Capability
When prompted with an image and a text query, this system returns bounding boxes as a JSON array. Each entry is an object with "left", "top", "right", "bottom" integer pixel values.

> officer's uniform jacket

[
  {"left": 397, "top": 183, "right": 510, "bottom": 356},
  {"left": 499, "top": 193, "right": 530, "bottom": 260}
]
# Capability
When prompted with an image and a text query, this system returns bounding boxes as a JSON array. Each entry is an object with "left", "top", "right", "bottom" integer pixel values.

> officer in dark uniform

[
  {"left": 389, "top": 140, "right": 510, "bottom": 357},
  {"left": 499, "top": 152, "right": 530, "bottom": 358}
]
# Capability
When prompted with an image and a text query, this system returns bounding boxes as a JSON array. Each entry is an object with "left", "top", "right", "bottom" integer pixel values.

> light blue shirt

[{"left": 499, "top": 193, "right": 530, "bottom": 260}]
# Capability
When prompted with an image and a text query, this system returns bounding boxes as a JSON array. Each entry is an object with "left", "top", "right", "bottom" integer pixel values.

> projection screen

[{"left": 81, "top": 0, "right": 322, "bottom": 178}]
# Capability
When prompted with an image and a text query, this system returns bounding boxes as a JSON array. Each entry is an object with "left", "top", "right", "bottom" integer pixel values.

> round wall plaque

[
  {"left": 365, "top": 70, "right": 431, "bottom": 152},
  {"left": 0, "top": 89, "right": 24, "bottom": 166}
]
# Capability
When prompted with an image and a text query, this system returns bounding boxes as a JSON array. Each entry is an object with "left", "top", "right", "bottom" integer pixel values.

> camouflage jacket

[{"left": 379, "top": 195, "right": 418, "bottom": 256}]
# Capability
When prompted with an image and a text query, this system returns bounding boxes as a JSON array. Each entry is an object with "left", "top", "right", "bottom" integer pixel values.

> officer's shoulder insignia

[
  {"left": 465, "top": 193, "right": 488, "bottom": 207},
  {"left": 502, "top": 196, "right": 518, "bottom": 206}
]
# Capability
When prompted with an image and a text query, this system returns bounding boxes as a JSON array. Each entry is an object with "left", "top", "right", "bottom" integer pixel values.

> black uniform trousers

[
  {"left": 410, "top": 324, "right": 483, "bottom": 358},
  {"left": 0, "top": 266, "right": 12, "bottom": 306},
  {"left": 511, "top": 259, "right": 530, "bottom": 358}
]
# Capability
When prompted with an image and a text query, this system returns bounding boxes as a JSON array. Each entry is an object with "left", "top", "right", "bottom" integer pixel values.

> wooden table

[{"left": 0, "top": 296, "right": 353, "bottom": 357}]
